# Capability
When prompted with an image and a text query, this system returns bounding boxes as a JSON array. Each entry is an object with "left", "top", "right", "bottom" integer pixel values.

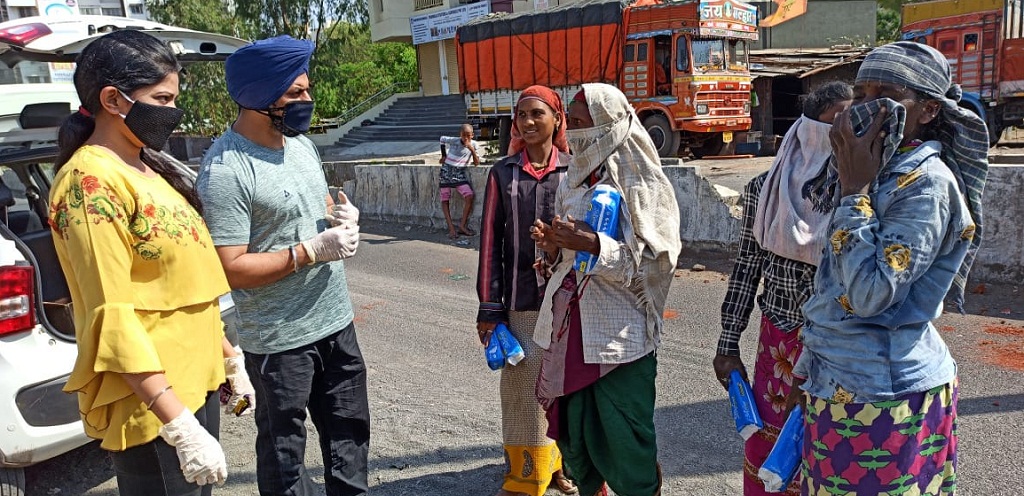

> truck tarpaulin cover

[{"left": 457, "top": 0, "right": 628, "bottom": 93}]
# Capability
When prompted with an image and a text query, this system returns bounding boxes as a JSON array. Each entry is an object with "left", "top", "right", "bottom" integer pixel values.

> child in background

[{"left": 439, "top": 124, "right": 480, "bottom": 239}]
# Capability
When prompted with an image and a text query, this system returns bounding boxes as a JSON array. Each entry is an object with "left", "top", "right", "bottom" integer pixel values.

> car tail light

[
  {"left": 0, "top": 264, "right": 35, "bottom": 336},
  {"left": 0, "top": 23, "right": 53, "bottom": 47}
]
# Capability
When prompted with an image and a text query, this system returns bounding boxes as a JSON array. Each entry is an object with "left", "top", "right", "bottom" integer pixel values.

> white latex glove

[
  {"left": 326, "top": 192, "right": 359, "bottom": 228},
  {"left": 301, "top": 224, "right": 359, "bottom": 263},
  {"left": 223, "top": 354, "right": 255, "bottom": 416},
  {"left": 158, "top": 408, "right": 228, "bottom": 486}
]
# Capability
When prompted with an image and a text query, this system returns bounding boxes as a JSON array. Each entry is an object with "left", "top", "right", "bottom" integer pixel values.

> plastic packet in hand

[
  {"left": 494, "top": 322, "right": 525, "bottom": 365},
  {"left": 728, "top": 369, "right": 763, "bottom": 440},
  {"left": 485, "top": 331, "right": 505, "bottom": 370},
  {"left": 574, "top": 184, "right": 621, "bottom": 273},
  {"left": 758, "top": 404, "right": 804, "bottom": 493}
]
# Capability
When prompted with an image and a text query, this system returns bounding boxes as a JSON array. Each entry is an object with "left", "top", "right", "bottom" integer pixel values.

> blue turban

[{"left": 226, "top": 35, "right": 314, "bottom": 109}]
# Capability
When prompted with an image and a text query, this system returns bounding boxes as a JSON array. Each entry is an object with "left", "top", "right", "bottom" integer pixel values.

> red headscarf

[{"left": 507, "top": 85, "right": 569, "bottom": 156}]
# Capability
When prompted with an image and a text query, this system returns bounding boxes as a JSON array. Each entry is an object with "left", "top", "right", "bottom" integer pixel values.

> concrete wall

[
  {"left": 346, "top": 163, "right": 741, "bottom": 250},
  {"left": 337, "top": 162, "right": 1024, "bottom": 285},
  {"left": 972, "top": 165, "right": 1024, "bottom": 284}
]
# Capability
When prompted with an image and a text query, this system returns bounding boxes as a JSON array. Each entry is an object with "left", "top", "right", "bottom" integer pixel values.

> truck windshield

[
  {"left": 728, "top": 40, "right": 749, "bottom": 72},
  {"left": 692, "top": 39, "right": 726, "bottom": 73}
]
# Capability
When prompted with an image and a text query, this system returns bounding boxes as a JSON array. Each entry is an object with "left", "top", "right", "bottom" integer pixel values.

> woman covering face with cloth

[
  {"left": 531, "top": 83, "right": 681, "bottom": 496},
  {"left": 713, "top": 81, "right": 852, "bottom": 496},
  {"left": 791, "top": 41, "right": 988, "bottom": 495}
]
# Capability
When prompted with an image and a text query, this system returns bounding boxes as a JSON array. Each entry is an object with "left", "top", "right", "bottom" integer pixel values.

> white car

[
  {"left": 0, "top": 14, "right": 247, "bottom": 132},
  {"left": 0, "top": 16, "right": 246, "bottom": 495}
]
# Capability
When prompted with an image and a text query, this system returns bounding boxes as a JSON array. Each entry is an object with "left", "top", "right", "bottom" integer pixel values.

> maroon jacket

[{"left": 476, "top": 150, "right": 569, "bottom": 323}]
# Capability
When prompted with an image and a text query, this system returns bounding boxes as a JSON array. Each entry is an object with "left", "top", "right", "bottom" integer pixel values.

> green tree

[
  {"left": 145, "top": 0, "right": 241, "bottom": 136},
  {"left": 877, "top": 6, "right": 902, "bottom": 44},
  {"left": 877, "top": 0, "right": 936, "bottom": 45},
  {"left": 146, "top": 0, "right": 417, "bottom": 130},
  {"left": 309, "top": 23, "right": 418, "bottom": 119}
]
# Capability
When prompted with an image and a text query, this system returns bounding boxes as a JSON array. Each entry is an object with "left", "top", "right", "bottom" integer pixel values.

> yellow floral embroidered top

[{"left": 49, "top": 146, "right": 230, "bottom": 451}]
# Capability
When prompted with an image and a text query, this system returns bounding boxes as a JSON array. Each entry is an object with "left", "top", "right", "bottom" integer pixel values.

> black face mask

[
  {"left": 119, "top": 91, "right": 184, "bottom": 152},
  {"left": 263, "top": 100, "right": 314, "bottom": 137}
]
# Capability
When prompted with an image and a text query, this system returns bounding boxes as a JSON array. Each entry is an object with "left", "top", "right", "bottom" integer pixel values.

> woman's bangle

[
  {"left": 146, "top": 385, "right": 173, "bottom": 410},
  {"left": 289, "top": 245, "right": 299, "bottom": 273}
]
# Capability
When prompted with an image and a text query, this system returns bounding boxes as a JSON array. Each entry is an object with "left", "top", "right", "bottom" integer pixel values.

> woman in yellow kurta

[{"left": 48, "top": 30, "right": 240, "bottom": 496}]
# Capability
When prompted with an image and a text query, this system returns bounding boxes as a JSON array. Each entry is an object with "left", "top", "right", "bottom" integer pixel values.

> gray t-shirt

[{"left": 197, "top": 129, "right": 353, "bottom": 354}]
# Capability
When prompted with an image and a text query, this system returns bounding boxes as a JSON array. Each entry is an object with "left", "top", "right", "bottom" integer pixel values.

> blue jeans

[
  {"left": 245, "top": 323, "right": 370, "bottom": 496},
  {"left": 110, "top": 392, "right": 220, "bottom": 496}
]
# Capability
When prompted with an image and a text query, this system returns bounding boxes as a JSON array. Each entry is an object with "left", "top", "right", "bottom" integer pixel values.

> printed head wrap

[
  {"left": 226, "top": 35, "right": 314, "bottom": 110},
  {"left": 508, "top": 85, "right": 568, "bottom": 156}
]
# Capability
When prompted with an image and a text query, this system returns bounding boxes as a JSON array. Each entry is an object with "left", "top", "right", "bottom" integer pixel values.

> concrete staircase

[{"left": 333, "top": 94, "right": 470, "bottom": 148}]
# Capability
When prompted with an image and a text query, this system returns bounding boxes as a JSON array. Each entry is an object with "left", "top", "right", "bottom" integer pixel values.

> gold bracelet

[{"left": 146, "top": 385, "right": 173, "bottom": 410}]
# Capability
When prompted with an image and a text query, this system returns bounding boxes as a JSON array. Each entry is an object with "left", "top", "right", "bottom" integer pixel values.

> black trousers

[
  {"left": 245, "top": 323, "right": 370, "bottom": 496},
  {"left": 110, "top": 392, "right": 220, "bottom": 496}
]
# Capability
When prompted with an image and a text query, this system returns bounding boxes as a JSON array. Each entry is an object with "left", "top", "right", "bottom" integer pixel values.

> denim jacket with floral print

[{"left": 793, "top": 142, "right": 974, "bottom": 403}]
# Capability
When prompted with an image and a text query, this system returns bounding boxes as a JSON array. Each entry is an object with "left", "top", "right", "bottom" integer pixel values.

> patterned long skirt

[
  {"left": 500, "top": 310, "right": 562, "bottom": 496},
  {"left": 802, "top": 380, "right": 959, "bottom": 496},
  {"left": 744, "top": 316, "right": 803, "bottom": 495}
]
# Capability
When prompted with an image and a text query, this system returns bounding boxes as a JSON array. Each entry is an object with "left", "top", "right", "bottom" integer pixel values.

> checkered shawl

[
  {"left": 857, "top": 42, "right": 989, "bottom": 311},
  {"left": 566, "top": 83, "right": 682, "bottom": 270}
]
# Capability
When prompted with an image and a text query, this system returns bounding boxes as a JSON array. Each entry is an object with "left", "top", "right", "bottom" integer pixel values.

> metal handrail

[{"left": 326, "top": 81, "right": 419, "bottom": 126}]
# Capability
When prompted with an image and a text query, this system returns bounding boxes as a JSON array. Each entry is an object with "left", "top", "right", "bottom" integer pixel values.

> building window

[
  {"left": 414, "top": 0, "right": 444, "bottom": 11},
  {"left": 102, "top": 7, "right": 124, "bottom": 16},
  {"left": 129, "top": 4, "right": 145, "bottom": 14},
  {"left": 80, "top": 7, "right": 101, "bottom": 15},
  {"left": 15, "top": 7, "right": 39, "bottom": 18}
]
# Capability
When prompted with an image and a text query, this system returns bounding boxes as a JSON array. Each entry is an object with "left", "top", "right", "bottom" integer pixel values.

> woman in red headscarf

[{"left": 476, "top": 86, "right": 577, "bottom": 496}]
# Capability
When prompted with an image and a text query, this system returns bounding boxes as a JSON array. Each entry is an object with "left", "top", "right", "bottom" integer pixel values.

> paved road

[{"left": 26, "top": 222, "right": 1024, "bottom": 495}]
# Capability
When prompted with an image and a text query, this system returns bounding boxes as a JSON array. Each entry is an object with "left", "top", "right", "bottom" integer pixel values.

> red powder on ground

[
  {"left": 940, "top": 325, "right": 955, "bottom": 332},
  {"left": 983, "top": 343, "right": 1024, "bottom": 372},
  {"left": 984, "top": 324, "right": 1024, "bottom": 337},
  {"left": 663, "top": 309, "right": 680, "bottom": 319}
]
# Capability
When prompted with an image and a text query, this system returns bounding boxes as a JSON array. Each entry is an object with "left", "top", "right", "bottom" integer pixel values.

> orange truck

[
  {"left": 902, "top": 0, "right": 1024, "bottom": 145},
  {"left": 456, "top": 0, "right": 759, "bottom": 157}
]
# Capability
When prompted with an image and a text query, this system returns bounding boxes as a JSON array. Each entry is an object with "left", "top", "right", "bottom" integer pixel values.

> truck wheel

[
  {"left": 691, "top": 133, "right": 725, "bottom": 158},
  {"left": 986, "top": 112, "right": 1003, "bottom": 147},
  {"left": 498, "top": 116, "right": 513, "bottom": 157},
  {"left": 960, "top": 102, "right": 1002, "bottom": 147},
  {"left": 643, "top": 114, "right": 680, "bottom": 158},
  {"left": 0, "top": 468, "right": 25, "bottom": 496}
]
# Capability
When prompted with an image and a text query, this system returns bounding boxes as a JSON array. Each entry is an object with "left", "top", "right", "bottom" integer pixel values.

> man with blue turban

[{"left": 197, "top": 35, "right": 370, "bottom": 496}]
